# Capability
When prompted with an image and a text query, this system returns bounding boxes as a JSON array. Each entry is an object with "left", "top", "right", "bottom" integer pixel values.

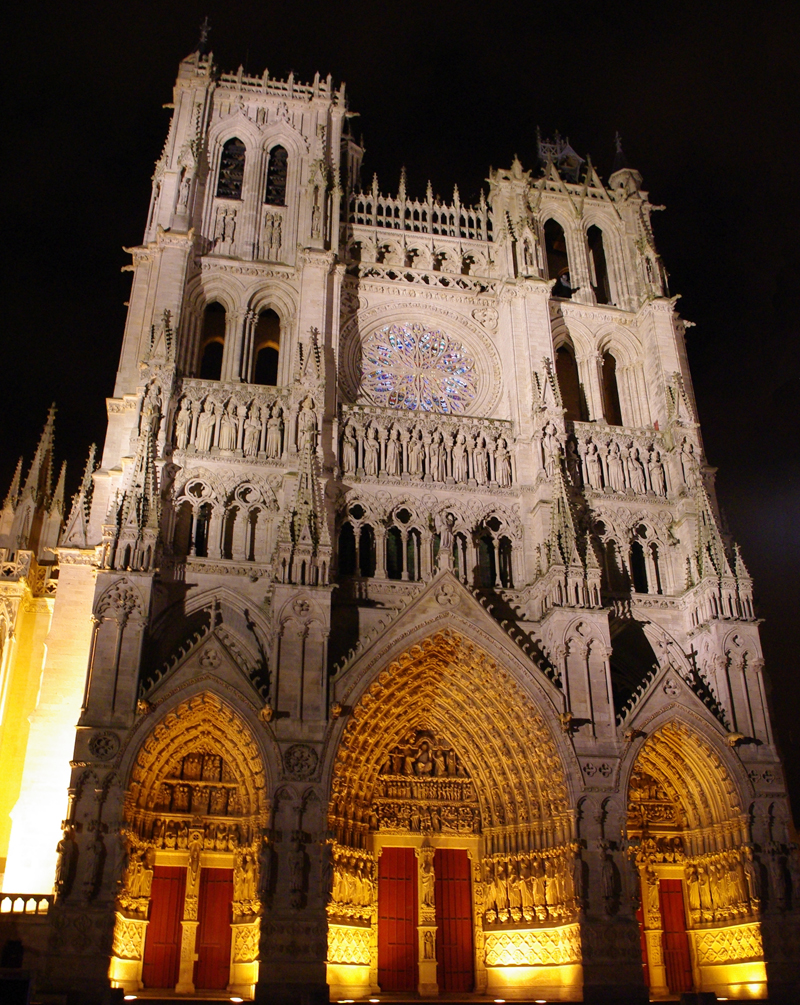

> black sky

[{"left": 2, "top": 2, "right": 799, "bottom": 818}]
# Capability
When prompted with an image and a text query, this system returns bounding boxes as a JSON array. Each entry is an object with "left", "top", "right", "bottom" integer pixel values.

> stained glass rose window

[{"left": 360, "top": 322, "right": 477, "bottom": 412}]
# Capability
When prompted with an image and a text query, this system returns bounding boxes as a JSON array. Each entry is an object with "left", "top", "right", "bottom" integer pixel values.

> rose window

[{"left": 360, "top": 323, "right": 477, "bottom": 412}]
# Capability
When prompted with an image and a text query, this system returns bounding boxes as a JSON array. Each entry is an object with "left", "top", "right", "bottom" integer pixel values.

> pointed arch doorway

[
  {"left": 626, "top": 721, "right": 767, "bottom": 1000},
  {"left": 108, "top": 694, "right": 269, "bottom": 999},
  {"left": 326, "top": 629, "right": 582, "bottom": 1001}
]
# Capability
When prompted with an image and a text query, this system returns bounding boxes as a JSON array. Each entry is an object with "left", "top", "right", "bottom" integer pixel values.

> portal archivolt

[
  {"left": 326, "top": 630, "right": 582, "bottom": 999},
  {"left": 110, "top": 693, "right": 269, "bottom": 997},
  {"left": 627, "top": 721, "right": 765, "bottom": 999}
]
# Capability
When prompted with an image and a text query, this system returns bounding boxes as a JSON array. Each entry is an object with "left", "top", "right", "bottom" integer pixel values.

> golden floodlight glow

[
  {"left": 230, "top": 998, "right": 244, "bottom": 1003},
  {"left": 123, "top": 998, "right": 137, "bottom": 1002}
]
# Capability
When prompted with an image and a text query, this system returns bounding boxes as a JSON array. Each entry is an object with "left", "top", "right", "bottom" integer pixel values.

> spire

[
  {"left": 3, "top": 457, "right": 23, "bottom": 510},
  {"left": 196, "top": 15, "right": 211, "bottom": 55},
  {"left": 23, "top": 404, "right": 56, "bottom": 502},
  {"left": 398, "top": 166, "right": 407, "bottom": 201},
  {"left": 61, "top": 444, "right": 97, "bottom": 549},
  {"left": 50, "top": 461, "right": 67, "bottom": 517},
  {"left": 611, "top": 131, "right": 629, "bottom": 174}
]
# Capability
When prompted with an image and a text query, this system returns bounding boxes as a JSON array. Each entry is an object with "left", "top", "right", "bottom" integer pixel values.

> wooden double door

[
  {"left": 142, "top": 866, "right": 233, "bottom": 991},
  {"left": 377, "top": 847, "right": 473, "bottom": 993}
]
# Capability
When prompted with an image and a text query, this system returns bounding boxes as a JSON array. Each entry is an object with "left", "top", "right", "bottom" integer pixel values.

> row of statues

[
  {"left": 153, "top": 779, "right": 241, "bottom": 817},
  {"left": 147, "top": 817, "right": 249, "bottom": 851},
  {"left": 329, "top": 851, "right": 375, "bottom": 920},
  {"left": 173, "top": 393, "right": 318, "bottom": 458},
  {"left": 553, "top": 427, "right": 670, "bottom": 496},
  {"left": 376, "top": 778, "right": 476, "bottom": 802},
  {"left": 341, "top": 420, "right": 514, "bottom": 487},
  {"left": 482, "top": 848, "right": 579, "bottom": 923},
  {"left": 374, "top": 800, "right": 480, "bottom": 835},
  {"left": 379, "top": 738, "right": 468, "bottom": 779}
]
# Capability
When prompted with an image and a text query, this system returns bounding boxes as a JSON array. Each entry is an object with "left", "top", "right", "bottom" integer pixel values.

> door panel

[
  {"left": 142, "top": 865, "right": 186, "bottom": 989},
  {"left": 434, "top": 848, "right": 473, "bottom": 992},
  {"left": 378, "top": 847, "right": 418, "bottom": 991},
  {"left": 194, "top": 867, "right": 233, "bottom": 990},
  {"left": 659, "top": 879, "right": 692, "bottom": 994}
]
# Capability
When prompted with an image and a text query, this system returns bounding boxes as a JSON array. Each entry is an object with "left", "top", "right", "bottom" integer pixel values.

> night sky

[{"left": 3, "top": 3, "right": 798, "bottom": 818}]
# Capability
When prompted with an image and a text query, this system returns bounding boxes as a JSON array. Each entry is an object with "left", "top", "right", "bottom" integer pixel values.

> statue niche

[{"left": 372, "top": 729, "right": 480, "bottom": 835}]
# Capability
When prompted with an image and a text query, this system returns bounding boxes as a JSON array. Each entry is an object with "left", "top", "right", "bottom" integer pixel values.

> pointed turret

[
  {"left": 3, "top": 458, "right": 23, "bottom": 510},
  {"left": 39, "top": 461, "right": 67, "bottom": 556},
  {"left": 109, "top": 426, "right": 161, "bottom": 572},
  {"left": 0, "top": 457, "right": 23, "bottom": 547},
  {"left": 4, "top": 406, "right": 59, "bottom": 558},
  {"left": 22, "top": 404, "right": 56, "bottom": 505},
  {"left": 62, "top": 445, "right": 97, "bottom": 549},
  {"left": 608, "top": 132, "right": 643, "bottom": 194}
]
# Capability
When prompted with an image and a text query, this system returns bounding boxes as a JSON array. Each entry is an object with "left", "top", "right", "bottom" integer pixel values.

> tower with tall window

[{"left": 0, "top": 38, "right": 798, "bottom": 1005}]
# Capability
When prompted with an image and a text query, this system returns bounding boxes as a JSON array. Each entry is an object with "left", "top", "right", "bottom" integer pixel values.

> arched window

[
  {"left": 544, "top": 219, "right": 572, "bottom": 298},
  {"left": 253, "top": 309, "right": 281, "bottom": 385},
  {"left": 265, "top": 146, "right": 288, "bottom": 205},
  {"left": 498, "top": 537, "right": 513, "bottom": 588},
  {"left": 476, "top": 534, "right": 496, "bottom": 588},
  {"left": 386, "top": 527, "right": 403, "bottom": 580},
  {"left": 630, "top": 539, "right": 648, "bottom": 593},
  {"left": 216, "top": 138, "right": 246, "bottom": 199},
  {"left": 601, "top": 351, "right": 623, "bottom": 426},
  {"left": 199, "top": 302, "right": 226, "bottom": 380},
  {"left": 555, "top": 344, "right": 588, "bottom": 422},
  {"left": 338, "top": 523, "right": 356, "bottom": 576},
  {"left": 359, "top": 525, "right": 376, "bottom": 577},
  {"left": 587, "top": 226, "right": 612, "bottom": 305}
]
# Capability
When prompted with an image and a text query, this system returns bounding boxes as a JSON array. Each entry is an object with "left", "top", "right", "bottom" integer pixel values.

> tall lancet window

[
  {"left": 601, "top": 351, "right": 624, "bottom": 426},
  {"left": 588, "top": 225, "right": 612, "bottom": 305},
  {"left": 216, "top": 138, "right": 246, "bottom": 199},
  {"left": 199, "top": 302, "right": 226, "bottom": 380},
  {"left": 264, "top": 146, "right": 288, "bottom": 205},
  {"left": 545, "top": 219, "right": 572, "bottom": 298},
  {"left": 253, "top": 309, "right": 281, "bottom": 385}
]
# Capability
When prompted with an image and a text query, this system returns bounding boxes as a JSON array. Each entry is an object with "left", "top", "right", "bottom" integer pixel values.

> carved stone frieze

[{"left": 484, "top": 923, "right": 581, "bottom": 966}]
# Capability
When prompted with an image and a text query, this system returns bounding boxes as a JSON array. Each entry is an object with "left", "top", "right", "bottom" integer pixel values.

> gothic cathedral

[{"left": 0, "top": 41, "right": 798, "bottom": 1005}]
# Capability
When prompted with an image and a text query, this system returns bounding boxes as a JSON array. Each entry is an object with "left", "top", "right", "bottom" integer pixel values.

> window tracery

[{"left": 360, "top": 323, "right": 477, "bottom": 413}]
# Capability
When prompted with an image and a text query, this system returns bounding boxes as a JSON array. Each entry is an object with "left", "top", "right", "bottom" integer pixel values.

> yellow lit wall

[{"left": 3, "top": 562, "right": 95, "bottom": 892}]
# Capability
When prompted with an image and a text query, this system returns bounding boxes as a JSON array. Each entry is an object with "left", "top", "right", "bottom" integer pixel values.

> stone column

[{"left": 175, "top": 858, "right": 200, "bottom": 993}]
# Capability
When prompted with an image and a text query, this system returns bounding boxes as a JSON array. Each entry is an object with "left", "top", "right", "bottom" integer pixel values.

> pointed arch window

[
  {"left": 588, "top": 225, "right": 612, "bottom": 305},
  {"left": 555, "top": 344, "right": 588, "bottom": 421},
  {"left": 601, "top": 351, "right": 623, "bottom": 426},
  {"left": 253, "top": 309, "right": 281, "bottom": 385},
  {"left": 216, "top": 138, "right": 246, "bottom": 199},
  {"left": 199, "top": 302, "right": 226, "bottom": 380},
  {"left": 544, "top": 219, "right": 572, "bottom": 298},
  {"left": 264, "top": 146, "right": 288, "bottom": 205}
]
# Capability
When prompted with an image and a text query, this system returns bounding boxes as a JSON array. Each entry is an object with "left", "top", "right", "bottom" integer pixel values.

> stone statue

[
  {"left": 606, "top": 441, "right": 626, "bottom": 491},
  {"left": 474, "top": 437, "right": 488, "bottom": 485},
  {"left": 363, "top": 426, "right": 379, "bottom": 475},
  {"left": 342, "top": 424, "right": 358, "bottom": 474},
  {"left": 385, "top": 428, "right": 400, "bottom": 475},
  {"left": 265, "top": 405, "right": 283, "bottom": 458},
  {"left": 585, "top": 441, "right": 603, "bottom": 489},
  {"left": 298, "top": 397, "right": 318, "bottom": 453},
  {"left": 600, "top": 845, "right": 616, "bottom": 916},
  {"left": 55, "top": 825, "right": 78, "bottom": 900},
  {"left": 649, "top": 449, "right": 667, "bottom": 496},
  {"left": 289, "top": 835, "right": 305, "bottom": 908},
  {"left": 196, "top": 401, "right": 217, "bottom": 452},
  {"left": 174, "top": 399, "right": 192, "bottom": 451},
  {"left": 495, "top": 437, "right": 512, "bottom": 487},
  {"left": 452, "top": 431, "right": 468, "bottom": 481},
  {"left": 243, "top": 409, "right": 261, "bottom": 457},
  {"left": 628, "top": 446, "right": 647, "bottom": 493},
  {"left": 419, "top": 851, "right": 435, "bottom": 907},
  {"left": 218, "top": 404, "right": 237, "bottom": 450}
]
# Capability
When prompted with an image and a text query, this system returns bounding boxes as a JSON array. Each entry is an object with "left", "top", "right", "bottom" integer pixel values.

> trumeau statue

[{"left": 0, "top": 40, "right": 795, "bottom": 1005}]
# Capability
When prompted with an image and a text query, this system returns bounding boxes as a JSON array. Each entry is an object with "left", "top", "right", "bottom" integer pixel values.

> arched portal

[
  {"left": 626, "top": 721, "right": 766, "bottom": 1000},
  {"left": 109, "top": 694, "right": 269, "bottom": 998},
  {"left": 326, "top": 630, "right": 582, "bottom": 1001}
]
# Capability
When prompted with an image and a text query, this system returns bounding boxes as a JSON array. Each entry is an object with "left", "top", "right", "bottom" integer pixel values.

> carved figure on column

[
  {"left": 743, "top": 846, "right": 761, "bottom": 908},
  {"left": 649, "top": 449, "right": 667, "bottom": 496},
  {"left": 496, "top": 437, "right": 512, "bottom": 487},
  {"left": 84, "top": 832, "right": 107, "bottom": 900},
  {"left": 585, "top": 441, "right": 603, "bottom": 489},
  {"left": 175, "top": 399, "right": 192, "bottom": 451},
  {"left": 298, "top": 397, "right": 318, "bottom": 453},
  {"left": 627, "top": 446, "right": 647, "bottom": 493},
  {"left": 419, "top": 849, "right": 435, "bottom": 908},
  {"left": 265, "top": 405, "right": 283, "bottom": 458},
  {"left": 218, "top": 404, "right": 237, "bottom": 450},
  {"left": 363, "top": 426, "right": 379, "bottom": 475},
  {"left": 196, "top": 401, "right": 217, "bottom": 452},
  {"left": 342, "top": 424, "right": 357, "bottom": 474},
  {"left": 243, "top": 407, "right": 261, "bottom": 457},
  {"left": 452, "top": 431, "right": 468, "bottom": 481},
  {"left": 607, "top": 441, "right": 626, "bottom": 491},
  {"left": 600, "top": 842, "right": 616, "bottom": 916},
  {"left": 474, "top": 436, "right": 488, "bottom": 485},
  {"left": 55, "top": 825, "right": 79, "bottom": 900},
  {"left": 289, "top": 833, "right": 306, "bottom": 908}
]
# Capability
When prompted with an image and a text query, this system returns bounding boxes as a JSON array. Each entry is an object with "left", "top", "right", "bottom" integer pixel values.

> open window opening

[
  {"left": 555, "top": 344, "right": 589, "bottom": 422},
  {"left": 601, "top": 351, "right": 624, "bottom": 426},
  {"left": 588, "top": 225, "right": 612, "bottom": 305},
  {"left": 545, "top": 219, "right": 572, "bottom": 298},
  {"left": 199, "top": 302, "right": 226, "bottom": 380},
  {"left": 264, "top": 146, "right": 288, "bottom": 205},
  {"left": 216, "top": 138, "right": 246, "bottom": 199},
  {"left": 253, "top": 309, "right": 281, "bottom": 385}
]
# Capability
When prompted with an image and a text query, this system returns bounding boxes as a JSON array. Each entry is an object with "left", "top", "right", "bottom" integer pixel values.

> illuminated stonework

[
  {"left": 361, "top": 322, "right": 477, "bottom": 412},
  {"left": 0, "top": 40, "right": 797, "bottom": 1005}
]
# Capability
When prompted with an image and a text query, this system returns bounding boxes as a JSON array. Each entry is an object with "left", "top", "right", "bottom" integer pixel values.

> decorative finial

[
  {"left": 197, "top": 16, "right": 211, "bottom": 55},
  {"left": 615, "top": 131, "right": 623, "bottom": 154}
]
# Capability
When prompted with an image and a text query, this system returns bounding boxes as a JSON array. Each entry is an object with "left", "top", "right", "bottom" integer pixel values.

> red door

[
  {"left": 142, "top": 866, "right": 186, "bottom": 989},
  {"left": 434, "top": 848, "right": 473, "bottom": 992},
  {"left": 378, "top": 847, "right": 418, "bottom": 991},
  {"left": 194, "top": 868, "right": 233, "bottom": 990},
  {"left": 659, "top": 879, "right": 693, "bottom": 994}
]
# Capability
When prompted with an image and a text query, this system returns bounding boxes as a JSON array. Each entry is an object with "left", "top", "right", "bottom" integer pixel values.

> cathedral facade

[{"left": 0, "top": 42, "right": 798, "bottom": 1004}]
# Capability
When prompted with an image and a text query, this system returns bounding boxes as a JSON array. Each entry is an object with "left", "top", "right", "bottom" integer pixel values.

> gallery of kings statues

[{"left": 0, "top": 38, "right": 798, "bottom": 1005}]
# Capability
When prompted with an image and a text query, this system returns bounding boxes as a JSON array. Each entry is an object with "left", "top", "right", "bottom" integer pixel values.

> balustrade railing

[
  {"left": 0, "top": 893, "right": 52, "bottom": 915},
  {"left": 348, "top": 192, "right": 492, "bottom": 241}
]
